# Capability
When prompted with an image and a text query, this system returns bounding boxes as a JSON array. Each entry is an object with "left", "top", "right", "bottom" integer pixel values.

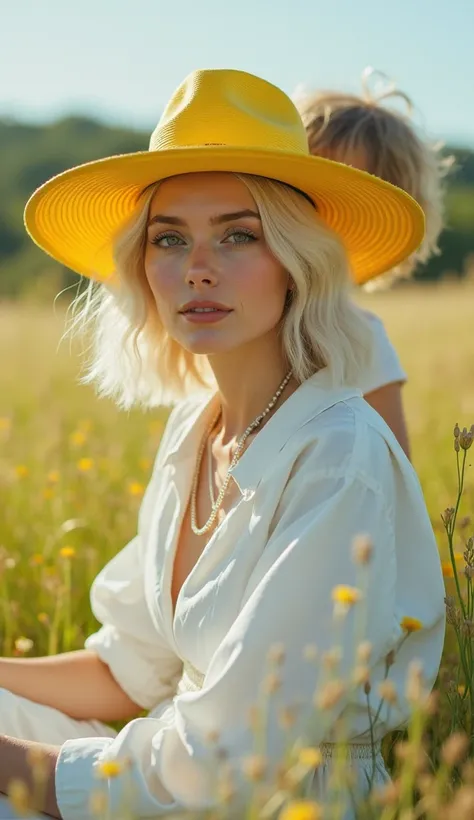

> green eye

[
  {"left": 152, "top": 233, "right": 184, "bottom": 247},
  {"left": 225, "top": 229, "right": 257, "bottom": 244}
]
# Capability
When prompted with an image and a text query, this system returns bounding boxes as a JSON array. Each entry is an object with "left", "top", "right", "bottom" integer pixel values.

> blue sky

[{"left": 2, "top": 0, "right": 472, "bottom": 146}]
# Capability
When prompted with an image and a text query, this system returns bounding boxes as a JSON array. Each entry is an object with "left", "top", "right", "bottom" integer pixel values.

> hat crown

[{"left": 149, "top": 69, "right": 309, "bottom": 155}]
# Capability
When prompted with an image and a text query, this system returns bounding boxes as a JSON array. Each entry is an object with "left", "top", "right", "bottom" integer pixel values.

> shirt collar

[{"left": 162, "top": 370, "right": 362, "bottom": 494}]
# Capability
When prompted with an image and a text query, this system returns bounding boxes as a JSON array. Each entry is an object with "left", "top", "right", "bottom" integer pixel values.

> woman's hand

[{"left": 0, "top": 735, "right": 61, "bottom": 818}]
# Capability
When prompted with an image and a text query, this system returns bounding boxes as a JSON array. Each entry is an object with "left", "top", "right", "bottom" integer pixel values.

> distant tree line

[{"left": 0, "top": 116, "right": 473, "bottom": 297}]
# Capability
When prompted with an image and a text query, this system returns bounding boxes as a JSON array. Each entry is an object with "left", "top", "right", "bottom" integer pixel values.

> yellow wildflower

[
  {"left": 0, "top": 417, "right": 11, "bottom": 432},
  {"left": 77, "top": 457, "right": 94, "bottom": 472},
  {"left": 128, "top": 481, "right": 145, "bottom": 497},
  {"left": 43, "top": 487, "right": 54, "bottom": 500},
  {"left": 400, "top": 616, "right": 423, "bottom": 633},
  {"left": 15, "top": 465, "right": 29, "bottom": 478},
  {"left": 59, "top": 546, "right": 76, "bottom": 559},
  {"left": 454, "top": 552, "right": 464, "bottom": 562},
  {"left": 298, "top": 747, "right": 322, "bottom": 769},
  {"left": 47, "top": 470, "right": 60, "bottom": 483},
  {"left": 139, "top": 458, "right": 152, "bottom": 471},
  {"left": 458, "top": 684, "right": 466, "bottom": 696},
  {"left": 442, "top": 561, "right": 455, "bottom": 578},
  {"left": 37, "top": 612, "right": 49, "bottom": 625},
  {"left": 30, "top": 553, "right": 45, "bottom": 566},
  {"left": 8, "top": 779, "right": 30, "bottom": 815},
  {"left": 280, "top": 799, "right": 323, "bottom": 820},
  {"left": 70, "top": 431, "right": 87, "bottom": 446},
  {"left": 332, "top": 585, "right": 362, "bottom": 606},
  {"left": 15, "top": 637, "right": 34, "bottom": 653},
  {"left": 95, "top": 759, "right": 127, "bottom": 779}
]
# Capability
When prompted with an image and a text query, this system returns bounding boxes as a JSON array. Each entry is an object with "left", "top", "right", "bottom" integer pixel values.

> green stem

[
  {"left": 365, "top": 689, "right": 377, "bottom": 786},
  {"left": 447, "top": 450, "right": 467, "bottom": 620},
  {"left": 62, "top": 560, "right": 72, "bottom": 650},
  {"left": 48, "top": 585, "right": 63, "bottom": 656},
  {"left": 0, "top": 576, "right": 12, "bottom": 656}
]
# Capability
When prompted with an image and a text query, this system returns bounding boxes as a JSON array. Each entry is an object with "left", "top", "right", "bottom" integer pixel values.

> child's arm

[{"left": 364, "top": 381, "right": 411, "bottom": 459}]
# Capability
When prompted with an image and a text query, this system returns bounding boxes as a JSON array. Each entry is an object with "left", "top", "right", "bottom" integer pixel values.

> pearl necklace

[
  {"left": 190, "top": 370, "right": 293, "bottom": 536},
  {"left": 207, "top": 428, "right": 218, "bottom": 507}
]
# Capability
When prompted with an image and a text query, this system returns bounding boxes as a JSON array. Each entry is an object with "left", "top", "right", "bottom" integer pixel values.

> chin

[
  {"left": 182, "top": 341, "right": 234, "bottom": 355},
  {"left": 176, "top": 331, "right": 240, "bottom": 356}
]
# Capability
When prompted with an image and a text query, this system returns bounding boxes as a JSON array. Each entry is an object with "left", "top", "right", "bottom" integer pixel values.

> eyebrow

[{"left": 146, "top": 209, "right": 261, "bottom": 228}]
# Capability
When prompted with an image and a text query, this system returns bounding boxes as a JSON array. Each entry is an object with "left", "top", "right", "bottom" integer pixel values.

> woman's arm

[
  {"left": 0, "top": 651, "right": 142, "bottom": 722},
  {"left": 364, "top": 381, "right": 411, "bottom": 459}
]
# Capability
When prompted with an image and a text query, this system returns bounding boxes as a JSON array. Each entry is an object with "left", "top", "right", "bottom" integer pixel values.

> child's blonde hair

[{"left": 295, "top": 69, "right": 453, "bottom": 286}]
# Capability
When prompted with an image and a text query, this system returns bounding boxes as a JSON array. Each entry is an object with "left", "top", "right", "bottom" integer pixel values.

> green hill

[{"left": 0, "top": 116, "right": 473, "bottom": 296}]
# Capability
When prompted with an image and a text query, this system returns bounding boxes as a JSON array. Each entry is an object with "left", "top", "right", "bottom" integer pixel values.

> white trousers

[{"left": 0, "top": 688, "right": 117, "bottom": 818}]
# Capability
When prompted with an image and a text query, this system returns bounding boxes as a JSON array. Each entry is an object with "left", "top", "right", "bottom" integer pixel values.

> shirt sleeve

[
  {"left": 84, "top": 534, "right": 182, "bottom": 711},
  {"left": 359, "top": 310, "right": 407, "bottom": 395},
  {"left": 56, "top": 454, "right": 443, "bottom": 818},
  {"left": 83, "top": 399, "right": 200, "bottom": 710}
]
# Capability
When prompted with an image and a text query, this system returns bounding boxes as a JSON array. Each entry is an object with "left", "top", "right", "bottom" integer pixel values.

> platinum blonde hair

[
  {"left": 294, "top": 69, "right": 453, "bottom": 289},
  {"left": 67, "top": 173, "right": 373, "bottom": 409}
]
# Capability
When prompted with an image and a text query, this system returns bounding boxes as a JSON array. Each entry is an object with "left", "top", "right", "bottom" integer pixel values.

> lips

[{"left": 179, "top": 301, "right": 232, "bottom": 314}]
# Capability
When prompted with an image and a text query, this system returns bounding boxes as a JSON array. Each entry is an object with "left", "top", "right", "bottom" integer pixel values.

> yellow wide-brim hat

[{"left": 24, "top": 68, "right": 425, "bottom": 285}]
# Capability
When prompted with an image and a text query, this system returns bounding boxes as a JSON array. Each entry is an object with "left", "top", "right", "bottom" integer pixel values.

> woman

[
  {"left": 296, "top": 69, "right": 451, "bottom": 457},
  {"left": 0, "top": 69, "right": 445, "bottom": 819}
]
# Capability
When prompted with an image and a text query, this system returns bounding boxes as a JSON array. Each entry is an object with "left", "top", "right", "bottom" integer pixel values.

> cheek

[
  {"left": 144, "top": 255, "right": 178, "bottom": 304},
  {"left": 238, "top": 253, "right": 288, "bottom": 314}
]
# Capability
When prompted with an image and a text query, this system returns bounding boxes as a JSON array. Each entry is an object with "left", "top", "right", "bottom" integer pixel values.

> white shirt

[
  {"left": 359, "top": 310, "right": 407, "bottom": 395},
  {"left": 56, "top": 369, "right": 444, "bottom": 819}
]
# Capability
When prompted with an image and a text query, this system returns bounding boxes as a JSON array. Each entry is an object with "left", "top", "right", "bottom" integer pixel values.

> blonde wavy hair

[
  {"left": 68, "top": 173, "right": 373, "bottom": 409},
  {"left": 295, "top": 69, "right": 453, "bottom": 288}
]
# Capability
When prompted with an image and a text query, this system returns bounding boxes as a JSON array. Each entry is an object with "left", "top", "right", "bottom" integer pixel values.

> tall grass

[{"left": 1, "top": 282, "right": 473, "bottom": 818}]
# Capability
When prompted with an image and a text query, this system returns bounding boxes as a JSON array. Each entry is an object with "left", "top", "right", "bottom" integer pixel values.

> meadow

[{"left": 1, "top": 282, "right": 473, "bottom": 818}]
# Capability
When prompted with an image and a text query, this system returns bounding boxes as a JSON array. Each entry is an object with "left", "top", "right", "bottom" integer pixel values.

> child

[{"left": 296, "top": 69, "right": 451, "bottom": 457}]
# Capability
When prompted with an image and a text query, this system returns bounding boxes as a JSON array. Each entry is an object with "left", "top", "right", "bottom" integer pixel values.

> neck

[{"left": 208, "top": 334, "right": 299, "bottom": 446}]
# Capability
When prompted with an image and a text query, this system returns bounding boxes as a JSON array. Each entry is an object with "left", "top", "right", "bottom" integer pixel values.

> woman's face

[{"left": 144, "top": 172, "right": 290, "bottom": 356}]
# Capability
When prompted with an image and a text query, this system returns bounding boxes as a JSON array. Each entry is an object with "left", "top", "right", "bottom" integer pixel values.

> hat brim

[{"left": 24, "top": 146, "right": 425, "bottom": 285}]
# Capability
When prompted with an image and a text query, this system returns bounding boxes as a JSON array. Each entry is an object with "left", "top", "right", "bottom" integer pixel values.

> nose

[{"left": 185, "top": 245, "right": 218, "bottom": 289}]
